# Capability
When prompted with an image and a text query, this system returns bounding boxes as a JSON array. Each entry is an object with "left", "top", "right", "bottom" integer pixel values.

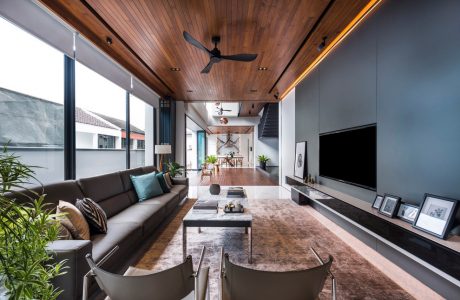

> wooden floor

[{"left": 191, "top": 168, "right": 278, "bottom": 186}]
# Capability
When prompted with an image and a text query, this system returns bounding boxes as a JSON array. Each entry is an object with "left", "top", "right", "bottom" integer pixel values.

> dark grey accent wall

[{"left": 295, "top": 0, "right": 460, "bottom": 205}]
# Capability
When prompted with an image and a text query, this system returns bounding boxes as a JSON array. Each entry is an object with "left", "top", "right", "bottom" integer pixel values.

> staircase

[{"left": 258, "top": 103, "right": 279, "bottom": 138}]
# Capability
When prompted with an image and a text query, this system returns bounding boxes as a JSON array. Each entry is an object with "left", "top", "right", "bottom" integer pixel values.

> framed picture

[
  {"left": 413, "top": 194, "right": 459, "bottom": 239},
  {"left": 294, "top": 141, "right": 307, "bottom": 179},
  {"left": 372, "top": 195, "right": 384, "bottom": 209},
  {"left": 396, "top": 203, "right": 419, "bottom": 223},
  {"left": 378, "top": 194, "right": 401, "bottom": 218}
]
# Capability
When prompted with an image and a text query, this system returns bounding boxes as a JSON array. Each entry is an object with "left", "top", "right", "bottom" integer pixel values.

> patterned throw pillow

[
  {"left": 57, "top": 200, "right": 90, "bottom": 240},
  {"left": 57, "top": 222, "right": 73, "bottom": 240},
  {"left": 76, "top": 198, "right": 108, "bottom": 234},
  {"left": 156, "top": 172, "right": 170, "bottom": 193},
  {"left": 164, "top": 172, "right": 174, "bottom": 187}
]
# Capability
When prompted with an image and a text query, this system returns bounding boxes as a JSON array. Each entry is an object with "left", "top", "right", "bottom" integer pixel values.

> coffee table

[{"left": 182, "top": 189, "right": 253, "bottom": 263}]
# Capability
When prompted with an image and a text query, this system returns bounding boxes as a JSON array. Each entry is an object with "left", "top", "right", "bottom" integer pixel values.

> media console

[{"left": 286, "top": 175, "right": 460, "bottom": 299}]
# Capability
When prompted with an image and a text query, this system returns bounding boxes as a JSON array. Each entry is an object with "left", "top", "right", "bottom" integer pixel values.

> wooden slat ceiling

[
  {"left": 39, "top": 0, "right": 374, "bottom": 102},
  {"left": 207, "top": 126, "right": 254, "bottom": 135}
]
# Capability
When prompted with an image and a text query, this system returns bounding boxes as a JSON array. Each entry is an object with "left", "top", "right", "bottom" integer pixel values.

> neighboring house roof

[
  {"left": 0, "top": 87, "right": 144, "bottom": 147},
  {"left": 94, "top": 113, "right": 144, "bottom": 134},
  {"left": 0, "top": 87, "right": 64, "bottom": 147},
  {"left": 75, "top": 107, "right": 117, "bottom": 130}
]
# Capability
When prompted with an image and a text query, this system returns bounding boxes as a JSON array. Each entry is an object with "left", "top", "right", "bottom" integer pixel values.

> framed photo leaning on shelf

[
  {"left": 413, "top": 194, "right": 458, "bottom": 239},
  {"left": 378, "top": 194, "right": 401, "bottom": 218},
  {"left": 396, "top": 203, "right": 419, "bottom": 223},
  {"left": 294, "top": 141, "right": 307, "bottom": 179},
  {"left": 372, "top": 195, "right": 384, "bottom": 209}
]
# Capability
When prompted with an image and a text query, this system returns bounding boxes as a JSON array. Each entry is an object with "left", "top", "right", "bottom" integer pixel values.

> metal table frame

[{"left": 182, "top": 217, "right": 253, "bottom": 263}]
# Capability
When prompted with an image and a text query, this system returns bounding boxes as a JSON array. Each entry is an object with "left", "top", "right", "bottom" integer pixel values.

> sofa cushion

[
  {"left": 170, "top": 184, "right": 188, "bottom": 200},
  {"left": 108, "top": 203, "right": 166, "bottom": 235},
  {"left": 119, "top": 167, "right": 145, "bottom": 193},
  {"left": 91, "top": 222, "right": 142, "bottom": 262},
  {"left": 78, "top": 173, "right": 132, "bottom": 218},
  {"left": 130, "top": 172, "right": 164, "bottom": 201},
  {"left": 156, "top": 172, "right": 171, "bottom": 193},
  {"left": 78, "top": 173, "right": 124, "bottom": 201},
  {"left": 142, "top": 166, "right": 157, "bottom": 174},
  {"left": 76, "top": 198, "right": 108, "bottom": 234},
  {"left": 138, "top": 192, "right": 180, "bottom": 216},
  {"left": 57, "top": 200, "right": 90, "bottom": 240}
]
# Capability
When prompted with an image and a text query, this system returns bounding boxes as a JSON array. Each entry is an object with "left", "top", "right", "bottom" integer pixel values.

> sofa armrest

[
  {"left": 172, "top": 177, "right": 189, "bottom": 187},
  {"left": 47, "top": 240, "right": 92, "bottom": 300}
]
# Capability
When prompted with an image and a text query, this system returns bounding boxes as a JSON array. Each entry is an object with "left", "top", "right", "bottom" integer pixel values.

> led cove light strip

[{"left": 280, "top": 0, "right": 382, "bottom": 100}]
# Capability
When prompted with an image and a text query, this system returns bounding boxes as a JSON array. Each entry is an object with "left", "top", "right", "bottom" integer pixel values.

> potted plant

[
  {"left": 205, "top": 155, "right": 219, "bottom": 172},
  {"left": 0, "top": 146, "right": 66, "bottom": 299},
  {"left": 257, "top": 155, "right": 270, "bottom": 170},
  {"left": 166, "top": 161, "right": 185, "bottom": 177}
]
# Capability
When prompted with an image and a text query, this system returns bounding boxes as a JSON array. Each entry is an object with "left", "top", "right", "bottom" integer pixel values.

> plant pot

[
  {"left": 210, "top": 184, "right": 221, "bottom": 195},
  {"left": 259, "top": 161, "right": 266, "bottom": 170}
]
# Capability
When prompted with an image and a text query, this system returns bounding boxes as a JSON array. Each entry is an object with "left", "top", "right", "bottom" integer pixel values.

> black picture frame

[
  {"left": 378, "top": 194, "right": 401, "bottom": 218},
  {"left": 372, "top": 195, "right": 384, "bottom": 209},
  {"left": 294, "top": 141, "right": 307, "bottom": 179},
  {"left": 413, "top": 193, "right": 459, "bottom": 239},
  {"left": 396, "top": 203, "right": 419, "bottom": 224}
]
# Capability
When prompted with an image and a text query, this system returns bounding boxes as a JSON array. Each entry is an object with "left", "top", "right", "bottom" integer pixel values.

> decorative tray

[{"left": 224, "top": 206, "right": 245, "bottom": 213}]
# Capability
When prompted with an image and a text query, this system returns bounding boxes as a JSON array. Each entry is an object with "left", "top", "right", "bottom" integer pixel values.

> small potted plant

[
  {"left": 205, "top": 155, "right": 218, "bottom": 172},
  {"left": 257, "top": 155, "right": 270, "bottom": 170}
]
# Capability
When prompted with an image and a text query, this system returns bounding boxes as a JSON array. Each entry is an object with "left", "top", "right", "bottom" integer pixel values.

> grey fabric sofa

[{"left": 12, "top": 166, "right": 188, "bottom": 300}]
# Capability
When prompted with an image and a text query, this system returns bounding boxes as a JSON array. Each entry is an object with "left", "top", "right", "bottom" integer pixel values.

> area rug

[{"left": 135, "top": 198, "right": 413, "bottom": 300}]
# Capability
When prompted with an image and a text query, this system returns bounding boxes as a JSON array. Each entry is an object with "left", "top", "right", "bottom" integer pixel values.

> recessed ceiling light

[
  {"left": 106, "top": 37, "right": 113, "bottom": 45},
  {"left": 250, "top": 89, "right": 258, "bottom": 93},
  {"left": 170, "top": 67, "right": 181, "bottom": 71},
  {"left": 257, "top": 67, "right": 268, "bottom": 71},
  {"left": 186, "top": 90, "right": 193, "bottom": 92},
  {"left": 251, "top": 104, "right": 255, "bottom": 108}
]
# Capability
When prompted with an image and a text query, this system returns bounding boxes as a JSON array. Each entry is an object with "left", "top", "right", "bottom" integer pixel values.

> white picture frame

[
  {"left": 294, "top": 141, "right": 307, "bottom": 179},
  {"left": 413, "top": 194, "right": 458, "bottom": 239}
]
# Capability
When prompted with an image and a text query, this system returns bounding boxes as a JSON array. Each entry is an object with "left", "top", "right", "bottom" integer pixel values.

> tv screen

[{"left": 319, "top": 124, "right": 376, "bottom": 190}]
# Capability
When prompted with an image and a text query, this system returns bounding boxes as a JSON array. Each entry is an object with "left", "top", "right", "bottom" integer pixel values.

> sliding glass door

[{"left": 197, "top": 130, "right": 206, "bottom": 169}]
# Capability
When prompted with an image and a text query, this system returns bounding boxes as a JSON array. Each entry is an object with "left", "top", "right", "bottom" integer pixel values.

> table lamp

[{"left": 155, "top": 144, "right": 172, "bottom": 171}]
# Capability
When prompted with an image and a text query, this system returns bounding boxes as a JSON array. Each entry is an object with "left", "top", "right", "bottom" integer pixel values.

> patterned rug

[{"left": 135, "top": 198, "right": 413, "bottom": 300}]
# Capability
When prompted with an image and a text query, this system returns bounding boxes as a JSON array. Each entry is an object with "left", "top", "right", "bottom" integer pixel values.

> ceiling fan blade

[
  {"left": 221, "top": 53, "right": 257, "bottom": 62},
  {"left": 183, "top": 31, "right": 211, "bottom": 54},
  {"left": 201, "top": 61, "right": 215, "bottom": 74}
]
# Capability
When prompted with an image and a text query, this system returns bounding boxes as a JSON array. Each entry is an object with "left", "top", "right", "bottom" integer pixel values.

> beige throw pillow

[
  {"left": 164, "top": 172, "right": 174, "bottom": 187},
  {"left": 57, "top": 200, "right": 90, "bottom": 240}
]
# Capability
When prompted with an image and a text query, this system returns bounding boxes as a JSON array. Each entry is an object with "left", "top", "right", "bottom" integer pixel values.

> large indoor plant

[
  {"left": 0, "top": 146, "right": 66, "bottom": 299},
  {"left": 257, "top": 155, "right": 270, "bottom": 170},
  {"left": 166, "top": 161, "right": 185, "bottom": 177}
]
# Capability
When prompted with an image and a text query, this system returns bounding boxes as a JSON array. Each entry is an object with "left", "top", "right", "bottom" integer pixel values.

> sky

[{"left": 0, "top": 17, "right": 146, "bottom": 130}]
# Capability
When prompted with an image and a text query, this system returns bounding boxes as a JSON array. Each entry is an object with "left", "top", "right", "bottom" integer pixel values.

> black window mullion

[
  {"left": 126, "top": 92, "right": 130, "bottom": 169},
  {"left": 64, "top": 55, "right": 76, "bottom": 180}
]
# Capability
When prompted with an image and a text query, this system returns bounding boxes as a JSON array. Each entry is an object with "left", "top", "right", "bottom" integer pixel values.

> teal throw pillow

[
  {"left": 130, "top": 172, "right": 164, "bottom": 201},
  {"left": 156, "top": 172, "right": 170, "bottom": 193}
]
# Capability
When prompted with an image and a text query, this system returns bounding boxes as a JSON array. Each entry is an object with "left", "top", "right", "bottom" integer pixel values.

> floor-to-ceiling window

[
  {"left": 75, "top": 62, "right": 126, "bottom": 178},
  {"left": 0, "top": 16, "right": 64, "bottom": 184},
  {"left": 130, "top": 94, "right": 154, "bottom": 168},
  {"left": 186, "top": 116, "right": 206, "bottom": 170}
]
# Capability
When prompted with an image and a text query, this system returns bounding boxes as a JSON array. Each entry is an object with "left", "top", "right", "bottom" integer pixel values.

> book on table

[
  {"left": 193, "top": 200, "right": 218, "bottom": 211},
  {"left": 227, "top": 187, "right": 245, "bottom": 198}
]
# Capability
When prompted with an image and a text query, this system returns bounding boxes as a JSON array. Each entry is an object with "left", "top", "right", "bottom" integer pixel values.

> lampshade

[{"left": 155, "top": 144, "right": 172, "bottom": 154}]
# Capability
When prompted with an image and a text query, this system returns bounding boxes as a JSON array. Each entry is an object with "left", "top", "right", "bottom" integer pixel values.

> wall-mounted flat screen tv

[{"left": 319, "top": 124, "right": 376, "bottom": 190}]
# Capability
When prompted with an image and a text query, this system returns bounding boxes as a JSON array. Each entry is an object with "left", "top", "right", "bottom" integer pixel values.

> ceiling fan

[
  {"left": 216, "top": 103, "right": 232, "bottom": 115},
  {"left": 183, "top": 31, "right": 258, "bottom": 74}
]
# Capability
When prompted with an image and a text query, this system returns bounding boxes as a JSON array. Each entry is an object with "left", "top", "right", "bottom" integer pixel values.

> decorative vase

[
  {"left": 260, "top": 161, "right": 266, "bottom": 170},
  {"left": 210, "top": 184, "right": 221, "bottom": 195}
]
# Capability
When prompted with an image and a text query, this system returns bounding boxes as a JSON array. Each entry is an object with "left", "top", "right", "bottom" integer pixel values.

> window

[
  {"left": 75, "top": 61, "right": 126, "bottom": 178},
  {"left": 130, "top": 94, "right": 153, "bottom": 168},
  {"left": 0, "top": 17, "right": 64, "bottom": 184},
  {"left": 98, "top": 135, "right": 116, "bottom": 149}
]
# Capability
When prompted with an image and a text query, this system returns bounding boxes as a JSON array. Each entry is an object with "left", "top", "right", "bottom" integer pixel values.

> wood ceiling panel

[
  {"left": 39, "top": 0, "right": 377, "bottom": 103},
  {"left": 208, "top": 126, "right": 254, "bottom": 134},
  {"left": 83, "top": 0, "right": 330, "bottom": 102},
  {"left": 239, "top": 102, "right": 266, "bottom": 117}
]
